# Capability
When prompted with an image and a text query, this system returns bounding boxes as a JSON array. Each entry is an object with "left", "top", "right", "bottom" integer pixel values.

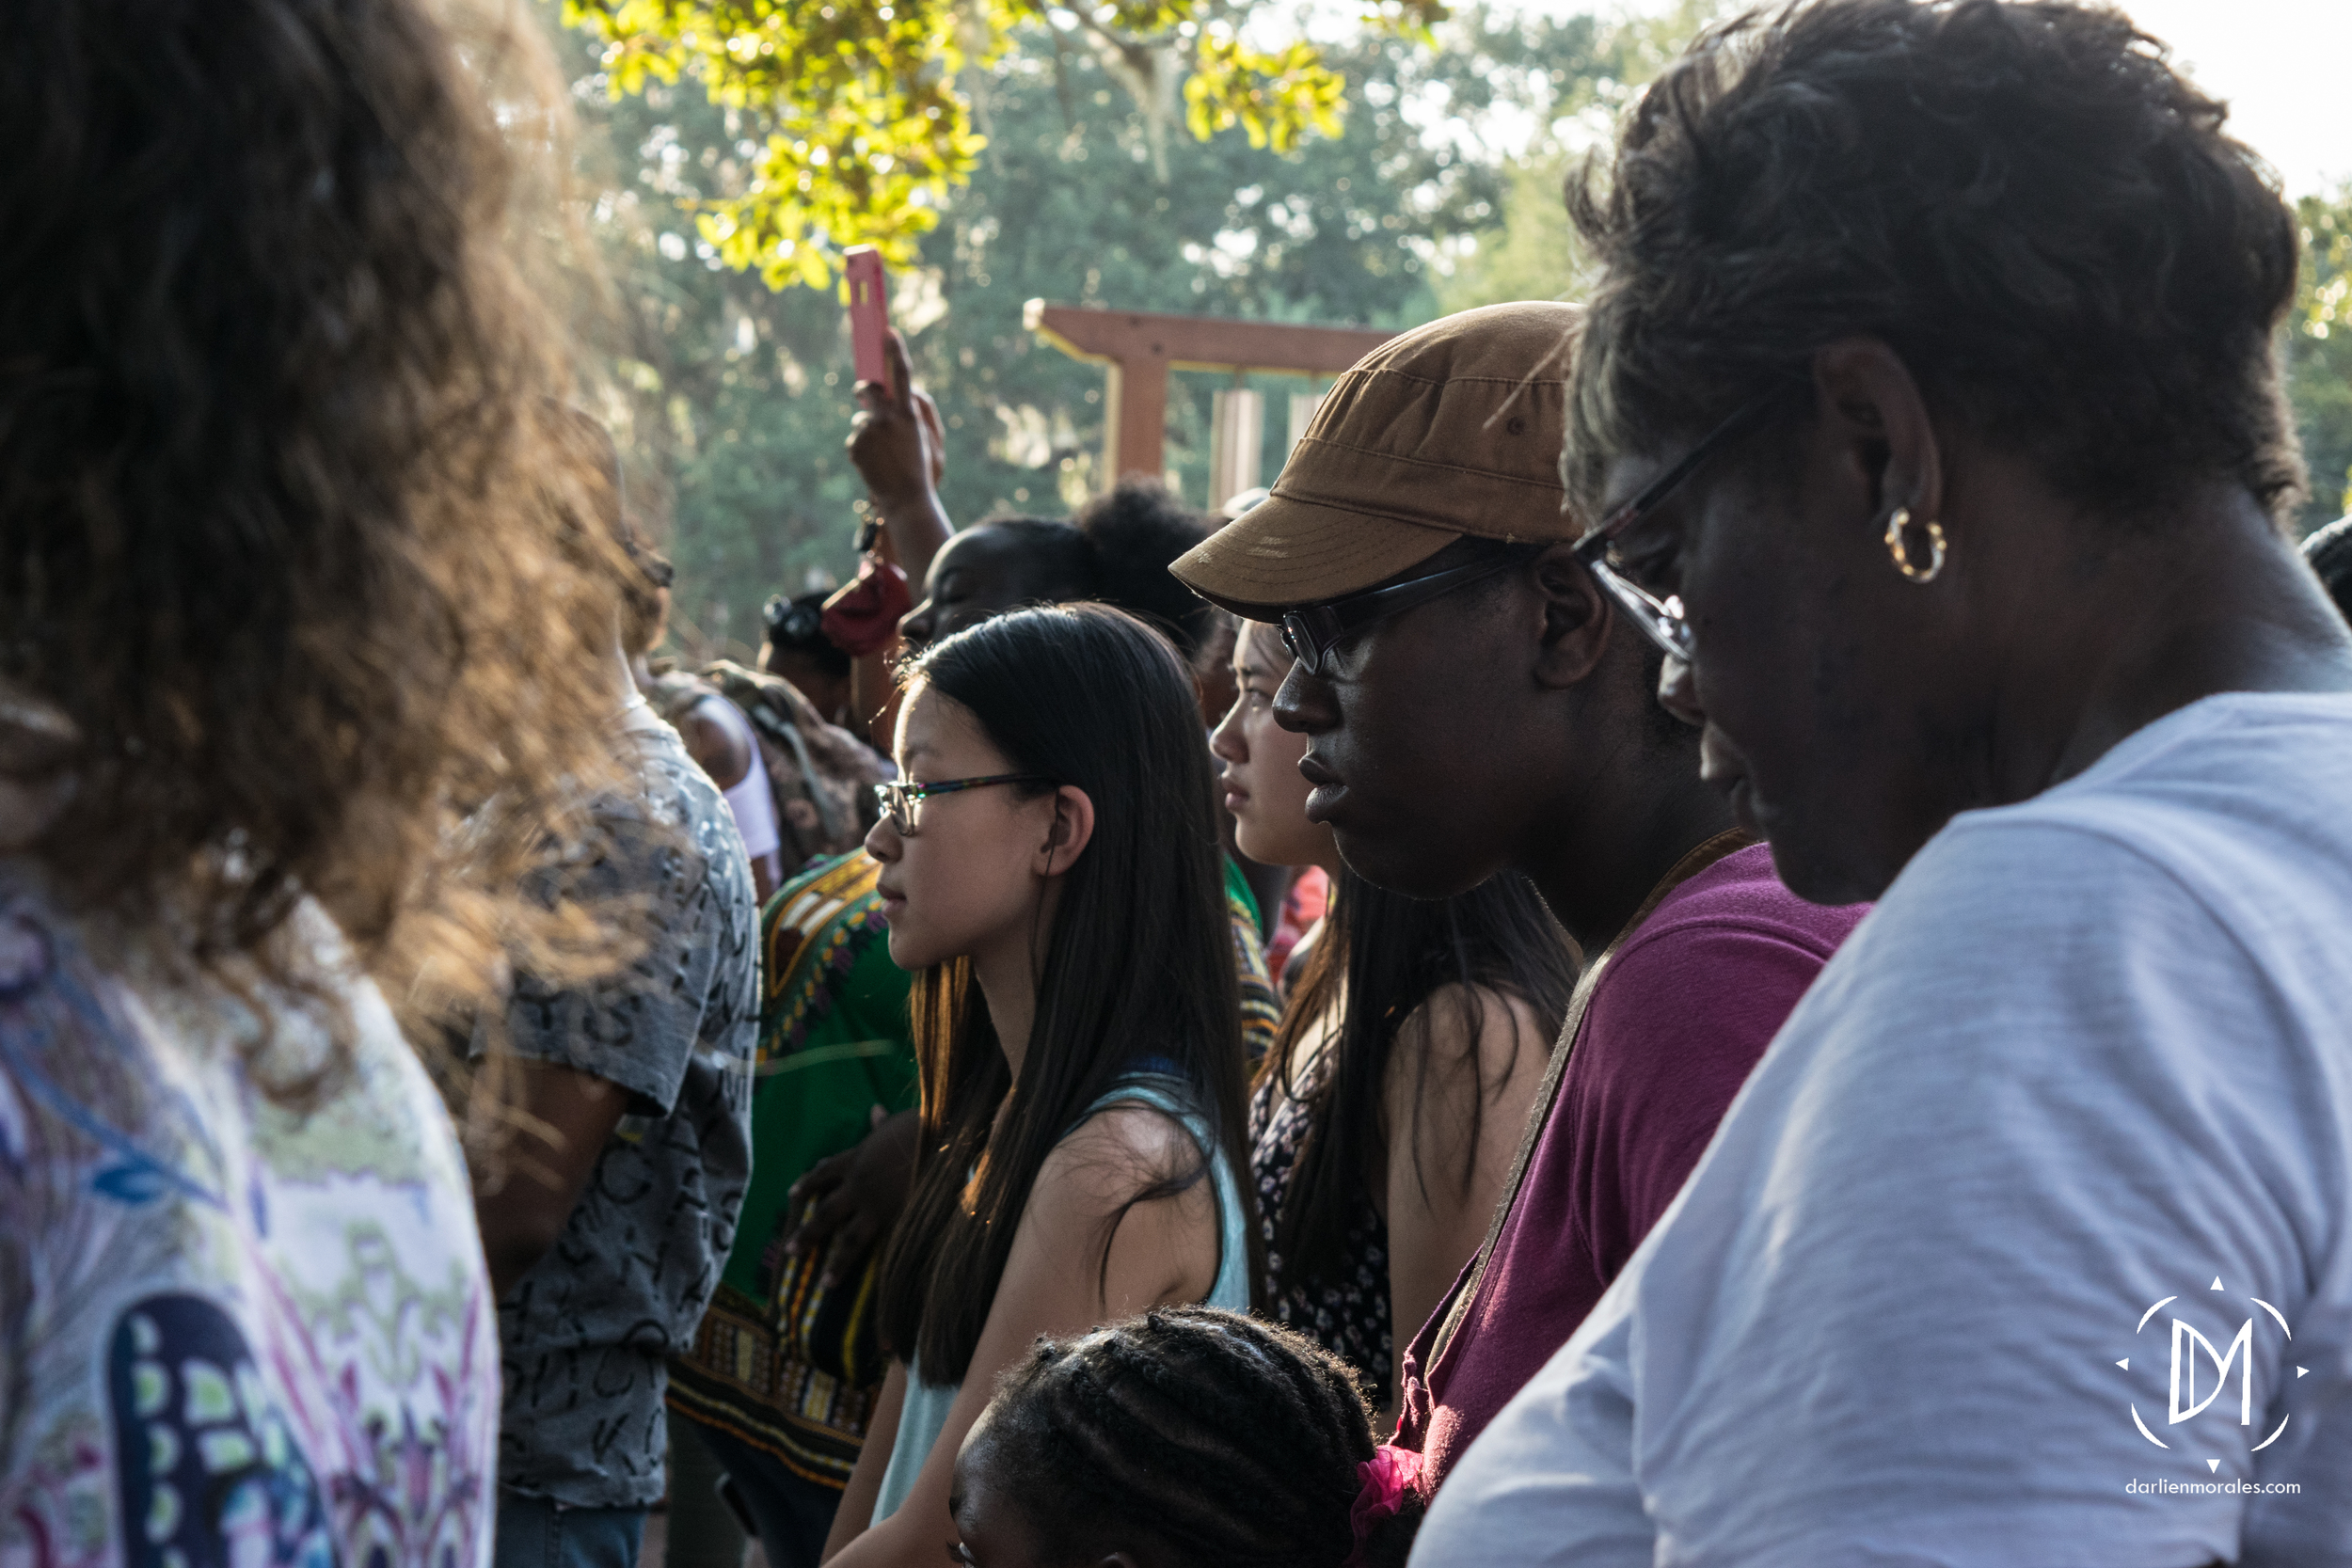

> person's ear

[
  {"left": 1531, "top": 542, "right": 1613, "bottom": 689},
  {"left": 1807, "top": 337, "right": 1946, "bottom": 544},
  {"left": 1034, "top": 784, "right": 1097, "bottom": 877}
]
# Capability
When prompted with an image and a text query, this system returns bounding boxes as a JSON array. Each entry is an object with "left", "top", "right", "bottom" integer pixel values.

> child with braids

[{"left": 946, "top": 1307, "right": 1424, "bottom": 1568}]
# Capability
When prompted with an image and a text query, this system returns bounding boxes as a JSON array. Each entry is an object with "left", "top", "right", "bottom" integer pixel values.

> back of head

[
  {"left": 762, "top": 591, "right": 851, "bottom": 680},
  {"left": 1565, "top": 0, "right": 2304, "bottom": 523},
  {"left": 954, "top": 483, "right": 1212, "bottom": 657},
  {"left": 1, "top": 0, "right": 627, "bottom": 1073},
  {"left": 1072, "top": 478, "right": 1216, "bottom": 659},
  {"left": 876, "top": 605, "right": 1246, "bottom": 1384},
  {"left": 554, "top": 408, "right": 669, "bottom": 656},
  {"left": 977, "top": 1307, "right": 1422, "bottom": 1568}
]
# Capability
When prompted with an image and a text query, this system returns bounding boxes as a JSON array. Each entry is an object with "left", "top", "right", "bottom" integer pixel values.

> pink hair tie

[{"left": 1340, "top": 1443, "right": 1426, "bottom": 1567}]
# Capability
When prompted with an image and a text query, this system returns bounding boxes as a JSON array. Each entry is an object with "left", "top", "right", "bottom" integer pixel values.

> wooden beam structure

[{"left": 1025, "top": 300, "right": 1397, "bottom": 483}]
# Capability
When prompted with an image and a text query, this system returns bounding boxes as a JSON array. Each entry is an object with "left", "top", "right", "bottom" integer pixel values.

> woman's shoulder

[
  {"left": 1036, "top": 1078, "right": 1211, "bottom": 1207},
  {"left": 1393, "top": 982, "right": 1552, "bottom": 1069}
]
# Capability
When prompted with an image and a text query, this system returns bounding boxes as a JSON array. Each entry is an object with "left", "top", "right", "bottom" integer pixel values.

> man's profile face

[{"left": 1274, "top": 548, "right": 1553, "bottom": 900}]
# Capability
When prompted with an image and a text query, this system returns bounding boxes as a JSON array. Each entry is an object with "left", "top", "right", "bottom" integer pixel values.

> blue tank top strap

[{"left": 1077, "top": 1070, "right": 1251, "bottom": 1313}]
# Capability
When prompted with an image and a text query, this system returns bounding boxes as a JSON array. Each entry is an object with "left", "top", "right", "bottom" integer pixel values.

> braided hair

[{"left": 970, "top": 1307, "right": 1422, "bottom": 1568}]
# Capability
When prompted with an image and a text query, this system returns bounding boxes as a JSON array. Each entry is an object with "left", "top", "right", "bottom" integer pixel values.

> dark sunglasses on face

[{"left": 1279, "top": 552, "right": 1535, "bottom": 679}]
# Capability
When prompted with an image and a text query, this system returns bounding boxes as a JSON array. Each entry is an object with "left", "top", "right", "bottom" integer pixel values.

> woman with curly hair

[{"left": 0, "top": 6, "right": 641, "bottom": 1568}]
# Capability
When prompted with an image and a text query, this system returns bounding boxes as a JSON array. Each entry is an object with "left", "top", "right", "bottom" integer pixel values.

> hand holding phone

[
  {"left": 848, "top": 328, "right": 943, "bottom": 504},
  {"left": 845, "top": 246, "right": 889, "bottom": 386}
]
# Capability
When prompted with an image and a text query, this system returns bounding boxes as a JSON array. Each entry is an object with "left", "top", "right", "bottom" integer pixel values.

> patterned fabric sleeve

[
  {"left": 1229, "top": 886, "right": 1280, "bottom": 1068},
  {"left": 504, "top": 761, "right": 717, "bottom": 1116}
]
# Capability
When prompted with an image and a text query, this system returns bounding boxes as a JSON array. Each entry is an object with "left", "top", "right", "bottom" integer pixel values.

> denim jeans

[{"left": 494, "top": 1489, "right": 647, "bottom": 1568}]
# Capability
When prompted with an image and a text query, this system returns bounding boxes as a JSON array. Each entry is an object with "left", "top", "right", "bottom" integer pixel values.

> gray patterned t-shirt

[{"left": 494, "top": 716, "right": 758, "bottom": 1507}]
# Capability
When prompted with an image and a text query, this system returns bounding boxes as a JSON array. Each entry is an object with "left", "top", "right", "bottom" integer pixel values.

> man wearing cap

[{"left": 1169, "top": 301, "right": 1867, "bottom": 1492}]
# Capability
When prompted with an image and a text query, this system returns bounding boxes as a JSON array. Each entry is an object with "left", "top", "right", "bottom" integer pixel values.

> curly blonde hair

[{"left": 0, "top": 0, "right": 639, "bottom": 1103}]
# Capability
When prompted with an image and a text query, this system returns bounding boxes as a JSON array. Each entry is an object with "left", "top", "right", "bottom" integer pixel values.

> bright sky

[
  {"left": 1524, "top": 0, "right": 2351, "bottom": 197},
  {"left": 2114, "top": 0, "right": 2351, "bottom": 195}
]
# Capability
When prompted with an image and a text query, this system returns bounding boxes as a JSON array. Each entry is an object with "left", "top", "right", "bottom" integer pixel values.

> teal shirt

[{"left": 870, "top": 1076, "right": 1251, "bottom": 1525}]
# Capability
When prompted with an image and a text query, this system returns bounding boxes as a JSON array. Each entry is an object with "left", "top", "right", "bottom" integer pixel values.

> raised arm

[
  {"left": 820, "top": 1103, "right": 1221, "bottom": 1568},
  {"left": 847, "top": 329, "right": 952, "bottom": 589}
]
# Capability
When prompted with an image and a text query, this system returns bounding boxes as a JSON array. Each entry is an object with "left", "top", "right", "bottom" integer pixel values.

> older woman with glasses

[{"left": 1421, "top": 3, "right": 2352, "bottom": 1563}]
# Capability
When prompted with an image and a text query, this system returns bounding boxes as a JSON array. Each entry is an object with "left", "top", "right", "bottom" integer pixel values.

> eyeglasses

[
  {"left": 872, "top": 773, "right": 1055, "bottom": 836},
  {"left": 1572, "top": 388, "right": 1782, "bottom": 662},
  {"left": 1280, "top": 554, "right": 1533, "bottom": 679}
]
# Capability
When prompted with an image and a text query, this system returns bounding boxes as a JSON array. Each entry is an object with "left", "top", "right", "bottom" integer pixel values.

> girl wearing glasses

[
  {"left": 1211, "top": 618, "right": 1575, "bottom": 1418},
  {"left": 821, "top": 604, "right": 1254, "bottom": 1567}
]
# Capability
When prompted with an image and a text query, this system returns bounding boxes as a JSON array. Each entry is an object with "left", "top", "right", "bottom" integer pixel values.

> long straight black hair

[
  {"left": 875, "top": 603, "right": 1249, "bottom": 1384},
  {"left": 1266, "top": 865, "right": 1577, "bottom": 1293}
]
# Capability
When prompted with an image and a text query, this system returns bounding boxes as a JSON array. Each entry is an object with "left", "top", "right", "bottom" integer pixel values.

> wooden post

[{"left": 1025, "top": 300, "right": 1396, "bottom": 483}]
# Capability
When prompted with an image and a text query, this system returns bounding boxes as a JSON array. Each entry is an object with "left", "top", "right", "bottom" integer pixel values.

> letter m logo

[{"left": 2170, "top": 1317, "right": 2254, "bottom": 1426}]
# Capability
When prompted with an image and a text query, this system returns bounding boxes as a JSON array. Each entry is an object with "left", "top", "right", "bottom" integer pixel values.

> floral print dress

[{"left": 1248, "top": 1051, "right": 1394, "bottom": 1402}]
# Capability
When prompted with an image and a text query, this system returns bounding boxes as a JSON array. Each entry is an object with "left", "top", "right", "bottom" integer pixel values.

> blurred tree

[
  {"left": 1433, "top": 0, "right": 1716, "bottom": 313},
  {"left": 2289, "top": 186, "right": 2352, "bottom": 534},
  {"left": 568, "top": 4, "right": 1656, "bottom": 657},
  {"left": 562, "top": 0, "right": 1439, "bottom": 288}
]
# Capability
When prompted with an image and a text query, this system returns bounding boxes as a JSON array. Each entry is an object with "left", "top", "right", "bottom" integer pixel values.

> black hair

[
  {"left": 875, "top": 605, "right": 1252, "bottom": 1384},
  {"left": 973, "top": 1307, "right": 1423, "bottom": 1568},
  {"left": 1266, "top": 870, "right": 1574, "bottom": 1385},
  {"left": 761, "top": 590, "right": 850, "bottom": 679},
  {"left": 1072, "top": 478, "right": 1217, "bottom": 660},
  {"left": 967, "top": 478, "right": 1216, "bottom": 658},
  {"left": 1565, "top": 0, "right": 2306, "bottom": 526}
]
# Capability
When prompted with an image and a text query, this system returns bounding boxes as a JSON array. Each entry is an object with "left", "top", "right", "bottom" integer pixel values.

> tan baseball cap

[{"left": 1170, "top": 301, "right": 1581, "bottom": 612}]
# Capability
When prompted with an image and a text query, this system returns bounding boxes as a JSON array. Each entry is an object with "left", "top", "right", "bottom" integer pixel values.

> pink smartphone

[{"left": 844, "top": 246, "right": 890, "bottom": 386}]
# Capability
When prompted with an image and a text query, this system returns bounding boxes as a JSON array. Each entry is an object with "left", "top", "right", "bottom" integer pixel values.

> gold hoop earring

[{"left": 1884, "top": 506, "right": 1947, "bottom": 583}]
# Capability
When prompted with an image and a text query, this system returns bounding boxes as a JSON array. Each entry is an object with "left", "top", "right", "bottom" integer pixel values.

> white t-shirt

[
  {"left": 1417, "top": 692, "right": 2352, "bottom": 1568},
  {"left": 0, "top": 869, "right": 501, "bottom": 1568}
]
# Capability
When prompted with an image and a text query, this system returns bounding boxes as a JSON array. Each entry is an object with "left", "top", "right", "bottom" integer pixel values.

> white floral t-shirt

[{"left": 0, "top": 867, "right": 500, "bottom": 1568}]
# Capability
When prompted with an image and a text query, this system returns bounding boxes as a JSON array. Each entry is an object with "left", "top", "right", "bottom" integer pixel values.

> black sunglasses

[{"left": 1280, "top": 552, "right": 1535, "bottom": 678}]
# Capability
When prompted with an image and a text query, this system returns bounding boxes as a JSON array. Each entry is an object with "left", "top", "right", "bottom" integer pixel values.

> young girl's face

[
  {"left": 951, "top": 1418, "right": 1144, "bottom": 1568},
  {"left": 1208, "top": 622, "right": 1334, "bottom": 870},
  {"left": 867, "top": 681, "right": 1061, "bottom": 972}
]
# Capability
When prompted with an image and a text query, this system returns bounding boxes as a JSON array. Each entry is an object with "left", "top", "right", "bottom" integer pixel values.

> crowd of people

[{"left": 7, "top": 2, "right": 2352, "bottom": 1568}]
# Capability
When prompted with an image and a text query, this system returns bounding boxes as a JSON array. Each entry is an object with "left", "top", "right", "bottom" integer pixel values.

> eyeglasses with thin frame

[
  {"left": 1572, "top": 388, "right": 1783, "bottom": 662},
  {"left": 872, "top": 773, "right": 1055, "bottom": 837},
  {"left": 1280, "top": 553, "right": 1534, "bottom": 679}
]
